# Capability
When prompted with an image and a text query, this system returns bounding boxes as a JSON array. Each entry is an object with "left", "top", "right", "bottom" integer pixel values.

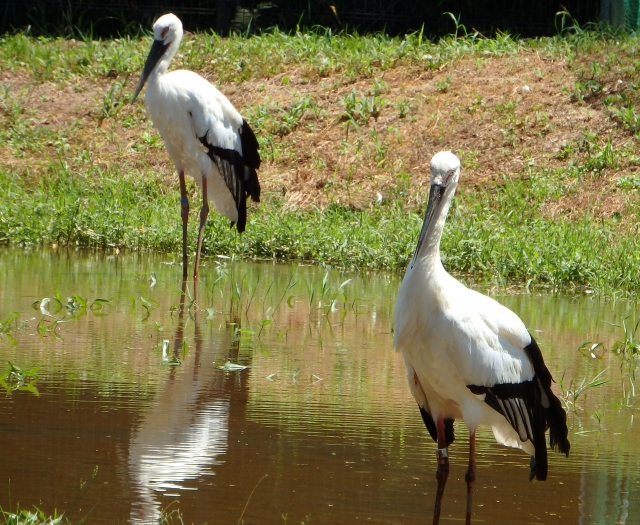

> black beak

[
  {"left": 411, "top": 184, "right": 445, "bottom": 267},
  {"left": 132, "top": 39, "right": 170, "bottom": 103}
]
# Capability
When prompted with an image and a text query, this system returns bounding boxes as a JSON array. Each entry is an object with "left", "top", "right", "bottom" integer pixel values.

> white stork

[
  {"left": 393, "top": 151, "right": 570, "bottom": 525},
  {"left": 132, "top": 13, "right": 261, "bottom": 281}
]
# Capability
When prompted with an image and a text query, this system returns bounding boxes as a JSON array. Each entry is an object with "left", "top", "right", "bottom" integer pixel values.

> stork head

[
  {"left": 429, "top": 151, "right": 461, "bottom": 189},
  {"left": 425, "top": 151, "right": 460, "bottom": 215},
  {"left": 132, "top": 13, "right": 183, "bottom": 103},
  {"left": 411, "top": 151, "right": 461, "bottom": 266}
]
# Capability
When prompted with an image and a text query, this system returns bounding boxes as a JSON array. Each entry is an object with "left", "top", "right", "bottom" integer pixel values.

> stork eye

[
  {"left": 445, "top": 169, "right": 455, "bottom": 183},
  {"left": 161, "top": 26, "right": 170, "bottom": 38}
]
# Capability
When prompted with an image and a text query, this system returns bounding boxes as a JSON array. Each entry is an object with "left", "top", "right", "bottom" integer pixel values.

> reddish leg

[
  {"left": 194, "top": 175, "right": 209, "bottom": 282},
  {"left": 178, "top": 170, "right": 189, "bottom": 280},
  {"left": 466, "top": 432, "right": 476, "bottom": 525},
  {"left": 433, "top": 415, "right": 449, "bottom": 525}
]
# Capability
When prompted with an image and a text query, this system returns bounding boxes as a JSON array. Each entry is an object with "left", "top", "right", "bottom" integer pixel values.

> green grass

[
  {"left": 0, "top": 26, "right": 525, "bottom": 85},
  {"left": 1, "top": 506, "right": 66, "bottom": 525},
  {"left": 1, "top": 25, "right": 640, "bottom": 295},
  {"left": 0, "top": 505, "right": 188, "bottom": 525},
  {"left": 3, "top": 160, "right": 640, "bottom": 295}
]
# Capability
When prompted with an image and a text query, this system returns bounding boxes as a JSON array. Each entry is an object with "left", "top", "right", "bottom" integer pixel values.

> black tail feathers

[{"left": 419, "top": 406, "right": 455, "bottom": 447}]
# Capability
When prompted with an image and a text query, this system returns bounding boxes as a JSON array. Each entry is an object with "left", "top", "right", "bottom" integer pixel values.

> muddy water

[{"left": 0, "top": 249, "right": 638, "bottom": 524}]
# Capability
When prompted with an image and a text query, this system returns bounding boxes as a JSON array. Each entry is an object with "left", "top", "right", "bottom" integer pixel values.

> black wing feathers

[
  {"left": 467, "top": 334, "right": 569, "bottom": 482},
  {"left": 524, "top": 336, "right": 571, "bottom": 458},
  {"left": 197, "top": 142, "right": 244, "bottom": 227},
  {"left": 197, "top": 119, "right": 261, "bottom": 233},
  {"left": 240, "top": 121, "right": 261, "bottom": 168},
  {"left": 468, "top": 380, "right": 548, "bottom": 480},
  {"left": 239, "top": 119, "right": 261, "bottom": 203}
]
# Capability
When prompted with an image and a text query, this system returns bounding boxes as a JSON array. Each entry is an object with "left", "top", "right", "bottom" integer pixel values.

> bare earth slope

[{"left": 1, "top": 37, "right": 637, "bottom": 219}]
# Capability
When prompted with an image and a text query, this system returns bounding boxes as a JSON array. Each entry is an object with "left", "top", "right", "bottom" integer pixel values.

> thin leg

[
  {"left": 194, "top": 175, "right": 209, "bottom": 282},
  {"left": 178, "top": 171, "right": 189, "bottom": 280},
  {"left": 433, "top": 415, "right": 449, "bottom": 525},
  {"left": 465, "top": 432, "right": 476, "bottom": 525}
]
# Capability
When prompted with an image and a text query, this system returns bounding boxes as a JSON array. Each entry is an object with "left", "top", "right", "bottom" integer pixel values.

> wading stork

[
  {"left": 393, "top": 151, "right": 570, "bottom": 525},
  {"left": 132, "top": 13, "right": 261, "bottom": 281}
]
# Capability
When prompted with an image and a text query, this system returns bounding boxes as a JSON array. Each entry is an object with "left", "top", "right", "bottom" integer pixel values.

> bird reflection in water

[{"left": 128, "top": 279, "right": 244, "bottom": 522}]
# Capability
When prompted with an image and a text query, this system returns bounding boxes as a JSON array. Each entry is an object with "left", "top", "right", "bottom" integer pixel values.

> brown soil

[{"left": 2, "top": 50, "right": 637, "bottom": 218}]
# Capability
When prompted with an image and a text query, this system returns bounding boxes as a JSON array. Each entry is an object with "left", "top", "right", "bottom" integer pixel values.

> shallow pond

[{"left": 0, "top": 249, "right": 639, "bottom": 524}]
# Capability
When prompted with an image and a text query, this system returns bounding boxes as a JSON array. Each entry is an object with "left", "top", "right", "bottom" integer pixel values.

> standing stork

[
  {"left": 393, "top": 151, "right": 570, "bottom": 525},
  {"left": 132, "top": 13, "right": 261, "bottom": 281}
]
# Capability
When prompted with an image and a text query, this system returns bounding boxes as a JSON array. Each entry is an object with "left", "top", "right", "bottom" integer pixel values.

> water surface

[{"left": 0, "top": 249, "right": 638, "bottom": 524}]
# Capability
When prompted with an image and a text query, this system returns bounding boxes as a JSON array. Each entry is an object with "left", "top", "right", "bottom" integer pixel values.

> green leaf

[
  {"left": 8, "top": 361, "right": 21, "bottom": 374},
  {"left": 72, "top": 294, "right": 87, "bottom": 307},
  {"left": 18, "top": 383, "right": 40, "bottom": 396},
  {"left": 90, "top": 298, "right": 110, "bottom": 311}
]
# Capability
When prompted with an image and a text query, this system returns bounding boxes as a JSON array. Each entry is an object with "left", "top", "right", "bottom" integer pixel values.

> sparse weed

[
  {"left": 617, "top": 175, "right": 640, "bottom": 190},
  {"left": 0, "top": 361, "right": 40, "bottom": 396},
  {"left": 368, "top": 128, "right": 389, "bottom": 166},
  {"left": 248, "top": 96, "right": 320, "bottom": 137},
  {"left": 571, "top": 78, "right": 603, "bottom": 103},
  {"left": 0, "top": 506, "right": 66, "bottom": 525},
  {"left": 611, "top": 316, "right": 640, "bottom": 357},
  {"left": 396, "top": 98, "right": 412, "bottom": 118},
  {"left": 466, "top": 95, "right": 485, "bottom": 114},
  {"left": 580, "top": 132, "right": 617, "bottom": 172},
  {"left": 340, "top": 88, "right": 386, "bottom": 125},
  {"left": 560, "top": 369, "right": 609, "bottom": 411},
  {"left": 156, "top": 508, "right": 185, "bottom": 525},
  {"left": 605, "top": 94, "right": 640, "bottom": 135},
  {"left": 370, "top": 76, "right": 388, "bottom": 97},
  {"left": 436, "top": 75, "right": 451, "bottom": 93},
  {"left": 0, "top": 313, "right": 19, "bottom": 344},
  {"left": 97, "top": 76, "right": 129, "bottom": 125}
]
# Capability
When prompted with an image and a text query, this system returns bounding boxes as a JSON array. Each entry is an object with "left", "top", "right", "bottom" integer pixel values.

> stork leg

[
  {"left": 194, "top": 175, "right": 209, "bottom": 282},
  {"left": 178, "top": 170, "right": 189, "bottom": 280},
  {"left": 465, "top": 431, "right": 476, "bottom": 525},
  {"left": 433, "top": 415, "right": 449, "bottom": 525}
]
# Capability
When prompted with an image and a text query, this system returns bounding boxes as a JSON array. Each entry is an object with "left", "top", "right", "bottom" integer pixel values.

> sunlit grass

[
  {"left": 0, "top": 26, "right": 532, "bottom": 86},
  {"left": 3, "top": 152, "right": 640, "bottom": 294}
]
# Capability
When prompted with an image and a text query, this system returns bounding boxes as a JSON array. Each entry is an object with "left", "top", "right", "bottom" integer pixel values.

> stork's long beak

[
  {"left": 411, "top": 183, "right": 445, "bottom": 267},
  {"left": 132, "top": 39, "right": 169, "bottom": 103}
]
